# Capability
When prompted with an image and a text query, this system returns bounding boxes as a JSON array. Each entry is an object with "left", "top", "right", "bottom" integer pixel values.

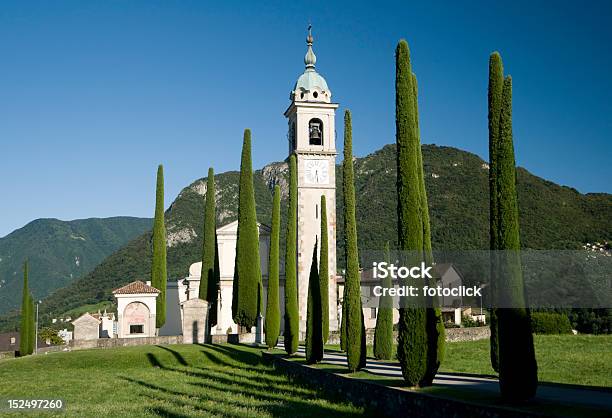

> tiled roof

[{"left": 112, "top": 281, "right": 160, "bottom": 295}]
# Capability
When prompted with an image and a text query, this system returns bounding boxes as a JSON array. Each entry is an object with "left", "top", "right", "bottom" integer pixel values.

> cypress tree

[
  {"left": 265, "top": 185, "right": 281, "bottom": 349},
  {"left": 232, "top": 129, "right": 262, "bottom": 328},
  {"left": 412, "top": 73, "right": 445, "bottom": 386},
  {"left": 374, "top": 242, "right": 394, "bottom": 360},
  {"left": 343, "top": 109, "right": 366, "bottom": 372},
  {"left": 210, "top": 233, "right": 220, "bottom": 327},
  {"left": 19, "top": 261, "right": 30, "bottom": 356},
  {"left": 496, "top": 76, "right": 538, "bottom": 401},
  {"left": 395, "top": 39, "right": 427, "bottom": 386},
  {"left": 199, "top": 168, "right": 218, "bottom": 326},
  {"left": 488, "top": 52, "right": 504, "bottom": 373},
  {"left": 199, "top": 168, "right": 216, "bottom": 301},
  {"left": 28, "top": 293, "right": 35, "bottom": 355},
  {"left": 151, "top": 164, "right": 167, "bottom": 329},
  {"left": 284, "top": 154, "right": 299, "bottom": 354},
  {"left": 319, "top": 195, "right": 330, "bottom": 343},
  {"left": 306, "top": 240, "right": 324, "bottom": 363}
]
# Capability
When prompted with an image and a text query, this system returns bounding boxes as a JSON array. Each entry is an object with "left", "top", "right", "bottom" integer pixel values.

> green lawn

[
  {"left": 328, "top": 334, "right": 612, "bottom": 387},
  {"left": 0, "top": 344, "right": 370, "bottom": 417}
]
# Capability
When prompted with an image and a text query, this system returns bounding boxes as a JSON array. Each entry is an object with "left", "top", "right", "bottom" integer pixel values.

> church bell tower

[{"left": 284, "top": 26, "right": 338, "bottom": 335}]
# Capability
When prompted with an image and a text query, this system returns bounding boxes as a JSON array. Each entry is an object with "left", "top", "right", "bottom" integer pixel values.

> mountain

[
  {"left": 0, "top": 144, "right": 609, "bottom": 331},
  {"left": 0, "top": 217, "right": 152, "bottom": 315}
]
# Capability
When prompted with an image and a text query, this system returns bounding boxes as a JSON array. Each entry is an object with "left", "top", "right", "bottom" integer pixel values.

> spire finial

[{"left": 304, "top": 23, "right": 316, "bottom": 70}]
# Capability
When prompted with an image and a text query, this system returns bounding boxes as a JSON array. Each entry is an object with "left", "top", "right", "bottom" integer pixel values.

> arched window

[{"left": 309, "top": 118, "right": 323, "bottom": 146}]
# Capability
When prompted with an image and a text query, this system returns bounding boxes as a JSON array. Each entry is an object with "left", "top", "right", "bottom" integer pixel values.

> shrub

[{"left": 531, "top": 312, "right": 572, "bottom": 334}]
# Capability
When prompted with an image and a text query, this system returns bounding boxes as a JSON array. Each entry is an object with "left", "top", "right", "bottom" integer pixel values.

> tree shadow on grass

[
  {"left": 154, "top": 345, "right": 189, "bottom": 366},
  {"left": 198, "top": 350, "right": 298, "bottom": 387},
  {"left": 147, "top": 406, "right": 191, "bottom": 418},
  {"left": 146, "top": 350, "right": 314, "bottom": 400},
  {"left": 197, "top": 343, "right": 262, "bottom": 367},
  {"left": 133, "top": 349, "right": 370, "bottom": 417},
  {"left": 124, "top": 373, "right": 365, "bottom": 418}
]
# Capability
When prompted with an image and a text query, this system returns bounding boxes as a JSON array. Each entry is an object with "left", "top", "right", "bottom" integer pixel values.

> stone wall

[
  {"left": 69, "top": 335, "right": 183, "bottom": 351},
  {"left": 0, "top": 351, "right": 15, "bottom": 360},
  {"left": 326, "top": 326, "right": 490, "bottom": 345},
  {"left": 445, "top": 326, "right": 490, "bottom": 342},
  {"left": 263, "top": 353, "right": 542, "bottom": 418}
]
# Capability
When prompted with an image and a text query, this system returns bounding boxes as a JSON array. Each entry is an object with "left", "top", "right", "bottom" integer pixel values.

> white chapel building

[{"left": 176, "top": 220, "right": 273, "bottom": 335}]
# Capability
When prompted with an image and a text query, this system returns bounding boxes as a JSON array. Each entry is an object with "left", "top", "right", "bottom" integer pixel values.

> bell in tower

[{"left": 309, "top": 119, "right": 323, "bottom": 145}]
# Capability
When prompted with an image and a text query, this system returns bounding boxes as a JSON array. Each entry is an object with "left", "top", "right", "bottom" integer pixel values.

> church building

[
  {"left": 170, "top": 27, "right": 340, "bottom": 338},
  {"left": 285, "top": 26, "right": 339, "bottom": 334}
]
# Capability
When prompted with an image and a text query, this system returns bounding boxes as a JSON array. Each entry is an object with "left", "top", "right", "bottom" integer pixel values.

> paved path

[{"left": 278, "top": 345, "right": 612, "bottom": 411}]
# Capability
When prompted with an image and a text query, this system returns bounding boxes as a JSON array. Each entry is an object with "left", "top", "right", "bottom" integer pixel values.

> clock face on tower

[{"left": 304, "top": 159, "right": 329, "bottom": 185}]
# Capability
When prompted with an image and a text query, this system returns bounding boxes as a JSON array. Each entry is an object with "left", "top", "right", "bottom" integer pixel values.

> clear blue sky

[{"left": 1, "top": 1, "right": 610, "bottom": 237}]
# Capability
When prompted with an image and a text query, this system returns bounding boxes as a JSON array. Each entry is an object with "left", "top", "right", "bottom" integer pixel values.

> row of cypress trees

[
  {"left": 19, "top": 261, "right": 35, "bottom": 356},
  {"left": 487, "top": 52, "right": 538, "bottom": 401}
]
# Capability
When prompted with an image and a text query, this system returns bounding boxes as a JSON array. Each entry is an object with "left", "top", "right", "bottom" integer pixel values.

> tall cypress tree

[
  {"left": 232, "top": 129, "right": 262, "bottom": 328},
  {"left": 306, "top": 240, "right": 324, "bottom": 364},
  {"left": 151, "top": 165, "right": 167, "bottom": 329},
  {"left": 395, "top": 39, "right": 427, "bottom": 386},
  {"left": 496, "top": 76, "right": 538, "bottom": 401},
  {"left": 19, "top": 261, "right": 30, "bottom": 356},
  {"left": 199, "top": 168, "right": 217, "bottom": 301},
  {"left": 488, "top": 52, "right": 504, "bottom": 373},
  {"left": 412, "top": 73, "right": 445, "bottom": 386},
  {"left": 374, "top": 242, "right": 394, "bottom": 360},
  {"left": 284, "top": 154, "right": 299, "bottom": 354},
  {"left": 199, "top": 167, "right": 218, "bottom": 327},
  {"left": 210, "top": 233, "right": 220, "bottom": 328},
  {"left": 319, "top": 195, "right": 330, "bottom": 343},
  {"left": 265, "top": 185, "right": 281, "bottom": 349},
  {"left": 343, "top": 109, "right": 366, "bottom": 372}
]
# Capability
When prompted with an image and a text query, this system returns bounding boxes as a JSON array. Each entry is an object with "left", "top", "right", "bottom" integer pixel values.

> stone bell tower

[{"left": 284, "top": 26, "right": 338, "bottom": 335}]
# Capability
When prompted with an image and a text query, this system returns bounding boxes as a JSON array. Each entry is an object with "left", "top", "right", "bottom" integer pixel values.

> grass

[
  {"left": 0, "top": 344, "right": 371, "bottom": 417},
  {"left": 327, "top": 334, "right": 612, "bottom": 387}
]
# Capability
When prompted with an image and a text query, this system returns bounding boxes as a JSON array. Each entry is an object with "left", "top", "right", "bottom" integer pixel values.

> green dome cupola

[{"left": 291, "top": 25, "right": 331, "bottom": 103}]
